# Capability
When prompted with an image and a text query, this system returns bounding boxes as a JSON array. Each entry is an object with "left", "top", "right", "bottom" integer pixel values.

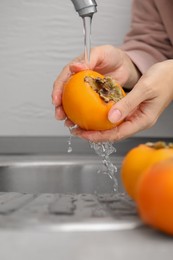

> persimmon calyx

[
  {"left": 146, "top": 141, "right": 173, "bottom": 149},
  {"left": 84, "top": 76, "right": 124, "bottom": 103}
]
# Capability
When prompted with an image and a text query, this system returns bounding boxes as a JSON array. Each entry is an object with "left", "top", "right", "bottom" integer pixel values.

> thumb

[
  {"left": 108, "top": 85, "right": 144, "bottom": 123},
  {"left": 69, "top": 62, "right": 89, "bottom": 73}
]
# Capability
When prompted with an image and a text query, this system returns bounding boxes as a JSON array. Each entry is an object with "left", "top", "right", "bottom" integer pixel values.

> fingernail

[
  {"left": 70, "top": 62, "right": 88, "bottom": 69},
  {"left": 108, "top": 109, "right": 122, "bottom": 123}
]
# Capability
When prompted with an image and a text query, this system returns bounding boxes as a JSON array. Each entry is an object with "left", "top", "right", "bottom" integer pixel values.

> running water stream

[
  {"left": 82, "top": 16, "right": 119, "bottom": 191},
  {"left": 83, "top": 16, "right": 92, "bottom": 66}
]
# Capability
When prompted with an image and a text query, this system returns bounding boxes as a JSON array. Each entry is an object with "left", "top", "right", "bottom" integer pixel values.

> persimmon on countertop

[
  {"left": 136, "top": 158, "right": 173, "bottom": 236},
  {"left": 121, "top": 141, "right": 173, "bottom": 200},
  {"left": 62, "top": 70, "right": 126, "bottom": 131}
]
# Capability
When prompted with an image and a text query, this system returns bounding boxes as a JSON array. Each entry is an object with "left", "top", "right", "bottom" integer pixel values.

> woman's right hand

[
  {"left": 72, "top": 60, "right": 173, "bottom": 142},
  {"left": 52, "top": 45, "right": 141, "bottom": 121}
]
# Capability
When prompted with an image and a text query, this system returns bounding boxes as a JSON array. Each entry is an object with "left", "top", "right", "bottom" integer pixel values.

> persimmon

[
  {"left": 136, "top": 158, "right": 173, "bottom": 235},
  {"left": 62, "top": 70, "right": 126, "bottom": 131},
  {"left": 121, "top": 141, "right": 173, "bottom": 200}
]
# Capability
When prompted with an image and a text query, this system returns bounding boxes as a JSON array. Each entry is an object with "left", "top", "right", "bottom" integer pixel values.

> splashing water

[
  {"left": 66, "top": 121, "right": 118, "bottom": 191},
  {"left": 66, "top": 136, "right": 118, "bottom": 192},
  {"left": 89, "top": 142, "right": 118, "bottom": 192}
]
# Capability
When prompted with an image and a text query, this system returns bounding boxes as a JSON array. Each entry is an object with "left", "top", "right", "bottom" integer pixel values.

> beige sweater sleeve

[{"left": 121, "top": 0, "right": 173, "bottom": 73}]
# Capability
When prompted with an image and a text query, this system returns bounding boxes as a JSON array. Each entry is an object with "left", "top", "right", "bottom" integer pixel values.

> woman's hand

[
  {"left": 52, "top": 45, "right": 141, "bottom": 121},
  {"left": 71, "top": 60, "right": 173, "bottom": 142}
]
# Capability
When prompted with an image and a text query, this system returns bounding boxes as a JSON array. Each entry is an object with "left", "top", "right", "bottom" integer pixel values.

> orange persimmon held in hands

[{"left": 62, "top": 70, "right": 126, "bottom": 131}]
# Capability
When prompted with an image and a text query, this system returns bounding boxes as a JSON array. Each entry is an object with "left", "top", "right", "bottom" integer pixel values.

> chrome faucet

[{"left": 71, "top": 0, "right": 97, "bottom": 17}]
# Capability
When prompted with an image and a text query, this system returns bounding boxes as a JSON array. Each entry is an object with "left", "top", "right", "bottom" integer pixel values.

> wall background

[{"left": 0, "top": 0, "right": 172, "bottom": 137}]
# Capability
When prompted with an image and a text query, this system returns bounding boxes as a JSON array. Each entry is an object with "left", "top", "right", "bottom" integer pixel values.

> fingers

[
  {"left": 55, "top": 106, "right": 66, "bottom": 120},
  {"left": 71, "top": 110, "right": 152, "bottom": 143},
  {"left": 52, "top": 66, "right": 71, "bottom": 107},
  {"left": 69, "top": 47, "right": 106, "bottom": 73},
  {"left": 64, "top": 118, "right": 75, "bottom": 128},
  {"left": 108, "top": 83, "right": 146, "bottom": 124},
  {"left": 71, "top": 127, "right": 117, "bottom": 142},
  {"left": 52, "top": 45, "right": 118, "bottom": 108},
  {"left": 52, "top": 55, "right": 87, "bottom": 121},
  {"left": 70, "top": 80, "right": 155, "bottom": 142},
  {"left": 52, "top": 49, "right": 101, "bottom": 121},
  {"left": 52, "top": 54, "right": 86, "bottom": 106},
  {"left": 52, "top": 65, "right": 72, "bottom": 120},
  {"left": 69, "top": 61, "right": 89, "bottom": 73}
]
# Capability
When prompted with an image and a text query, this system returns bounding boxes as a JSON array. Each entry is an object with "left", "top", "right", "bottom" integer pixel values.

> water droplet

[
  {"left": 67, "top": 146, "right": 72, "bottom": 153},
  {"left": 67, "top": 134, "right": 72, "bottom": 153}
]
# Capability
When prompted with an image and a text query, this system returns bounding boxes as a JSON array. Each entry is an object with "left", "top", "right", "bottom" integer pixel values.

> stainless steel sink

[
  {"left": 0, "top": 135, "right": 153, "bottom": 194},
  {"left": 0, "top": 135, "right": 169, "bottom": 231},
  {"left": 0, "top": 137, "right": 173, "bottom": 260},
  {"left": 0, "top": 136, "right": 172, "bottom": 231},
  {"left": 0, "top": 155, "right": 123, "bottom": 194},
  {"left": 0, "top": 137, "right": 141, "bottom": 232}
]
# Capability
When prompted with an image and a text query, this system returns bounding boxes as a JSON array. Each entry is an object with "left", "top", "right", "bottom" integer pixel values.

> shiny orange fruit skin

[
  {"left": 62, "top": 70, "right": 126, "bottom": 131},
  {"left": 121, "top": 144, "right": 173, "bottom": 200},
  {"left": 136, "top": 159, "right": 173, "bottom": 235}
]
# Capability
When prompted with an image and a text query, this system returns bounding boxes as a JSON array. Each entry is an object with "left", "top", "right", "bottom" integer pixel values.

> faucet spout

[{"left": 71, "top": 0, "right": 97, "bottom": 17}]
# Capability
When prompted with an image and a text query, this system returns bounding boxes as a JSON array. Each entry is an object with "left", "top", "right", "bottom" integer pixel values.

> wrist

[{"left": 124, "top": 54, "right": 142, "bottom": 89}]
